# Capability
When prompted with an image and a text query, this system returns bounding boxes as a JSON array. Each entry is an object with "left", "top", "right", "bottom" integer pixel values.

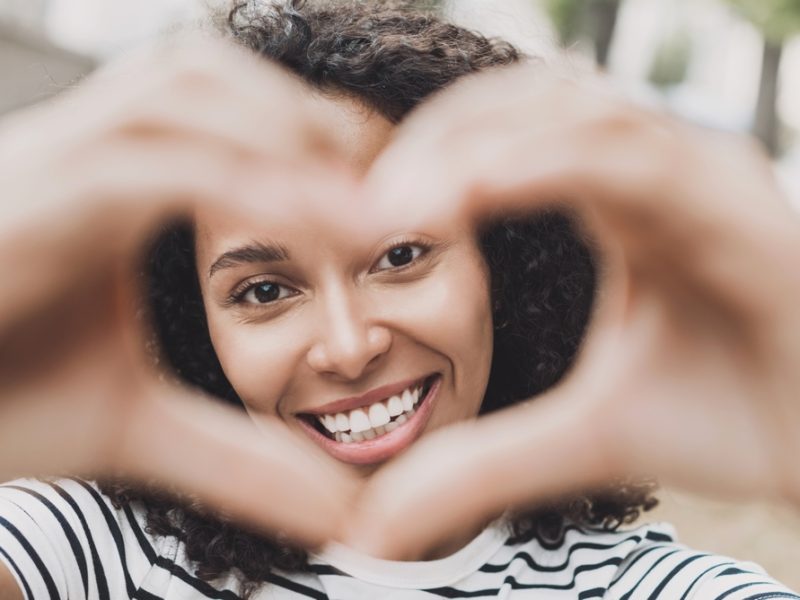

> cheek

[
  {"left": 391, "top": 250, "right": 493, "bottom": 402},
  {"left": 205, "top": 313, "right": 303, "bottom": 416},
  {"left": 436, "top": 260, "right": 494, "bottom": 404}
]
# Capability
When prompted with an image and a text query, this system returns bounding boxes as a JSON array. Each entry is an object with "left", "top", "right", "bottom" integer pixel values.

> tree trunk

[
  {"left": 588, "top": 0, "right": 621, "bottom": 68},
  {"left": 753, "top": 39, "right": 783, "bottom": 157}
]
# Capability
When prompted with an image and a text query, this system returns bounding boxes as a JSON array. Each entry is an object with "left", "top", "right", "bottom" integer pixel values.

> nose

[{"left": 306, "top": 287, "right": 391, "bottom": 380}]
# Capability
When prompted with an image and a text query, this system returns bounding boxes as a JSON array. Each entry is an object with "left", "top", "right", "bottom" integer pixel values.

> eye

[
  {"left": 374, "top": 244, "right": 426, "bottom": 271},
  {"left": 238, "top": 281, "right": 296, "bottom": 305}
]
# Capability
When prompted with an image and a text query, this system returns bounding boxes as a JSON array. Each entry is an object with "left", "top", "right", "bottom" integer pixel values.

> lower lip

[{"left": 296, "top": 376, "right": 441, "bottom": 465}]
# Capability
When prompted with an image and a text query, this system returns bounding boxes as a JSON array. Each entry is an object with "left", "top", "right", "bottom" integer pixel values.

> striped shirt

[{"left": 0, "top": 478, "right": 796, "bottom": 599}]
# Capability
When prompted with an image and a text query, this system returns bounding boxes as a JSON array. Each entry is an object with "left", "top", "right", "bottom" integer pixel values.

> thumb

[
  {"left": 343, "top": 379, "right": 621, "bottom": 559},
  {"left": 112, "top": 384, "right": 360, "bottom": 548}
]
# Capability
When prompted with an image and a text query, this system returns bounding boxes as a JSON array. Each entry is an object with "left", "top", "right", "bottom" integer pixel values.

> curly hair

[{"left": 101, "top": 1, "right": 656, "bottom": 597}]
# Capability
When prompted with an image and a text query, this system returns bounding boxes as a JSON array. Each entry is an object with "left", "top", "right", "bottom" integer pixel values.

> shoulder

[
  {"left": 603, "top": 521, "right": 799, "bottom": 600},
  {"left": 0, "top": 477, "right": 157, "bottom": 559},
  {"left": 0, "top": 477, "right": 172, "bottom": 599},
  {"left": 490, "top": 521, "right": 797, "bottom": 599}
]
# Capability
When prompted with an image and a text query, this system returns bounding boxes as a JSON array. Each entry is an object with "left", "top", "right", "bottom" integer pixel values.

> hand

[
  {"left": 348, "top": 65, "right": 800, "bottom": 558},
  {"left": 0, "top": 35, "right": 360, "bottom": 547}
]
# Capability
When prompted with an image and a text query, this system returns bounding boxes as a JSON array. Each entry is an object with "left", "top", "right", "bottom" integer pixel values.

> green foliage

[
  {"left": 542, "top": 0, "right": 623, "bottom": 44},
  {"left": 725, "top": 0, "right": 800, "bottom": 42},
  {"left": 649, "top": 29, "right": 692, "bottom": 88},
  {"left": 542, "top": 0, "right": 585, "bottom": 43}
]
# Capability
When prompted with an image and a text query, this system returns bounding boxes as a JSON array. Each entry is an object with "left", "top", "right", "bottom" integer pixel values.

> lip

[
  {"left": 298, "top": 375, "right": 430, "bottom": 417},
  {"left": 296, "top": 374, "right": 442, "bottom": 465}
]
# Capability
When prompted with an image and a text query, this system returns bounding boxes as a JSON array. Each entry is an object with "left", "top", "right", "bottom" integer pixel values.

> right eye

[{"left": 237, "top": 281, "right": 296, "bottom": 305}]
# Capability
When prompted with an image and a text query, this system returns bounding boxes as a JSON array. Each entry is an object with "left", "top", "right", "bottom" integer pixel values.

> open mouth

[{"left": 300, "top": 373, "right": 439, "bottom": 445}]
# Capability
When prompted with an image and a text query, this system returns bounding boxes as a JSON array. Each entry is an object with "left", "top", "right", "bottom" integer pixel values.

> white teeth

[
  {"left": 368, "top": 403, "right": 391, "bottom": 428},
  {"left": 349, "top": 408, "right": 371, "bottom": 433},
  {"left": 401, "top": 389, "right": 415, "bottom": 412},
  {"left": 335, "top": 413, "right": 349, "bottom": 432},
  {"left": 319, "top": 378, "right": 435, "bottom": 443},
  {"left": 387, "top": 395, "right": 404, "bottom": 417}
]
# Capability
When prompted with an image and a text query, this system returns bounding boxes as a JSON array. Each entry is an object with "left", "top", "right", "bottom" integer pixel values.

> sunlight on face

[{"left": 194, "top": 95, "right": 493, "bottom": 477}]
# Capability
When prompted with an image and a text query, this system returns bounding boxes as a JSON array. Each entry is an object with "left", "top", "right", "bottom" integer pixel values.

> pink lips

[
  {"left": 300, "top": 375, "right": 429, "bottom": 417},
  {"left": 296, "top": 375, "right": 441, "bottom": 465}
]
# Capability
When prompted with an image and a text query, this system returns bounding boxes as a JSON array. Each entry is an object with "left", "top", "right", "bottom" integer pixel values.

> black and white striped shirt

[{"left": 0, "top": 478, "right": 796, "bottom": 599}]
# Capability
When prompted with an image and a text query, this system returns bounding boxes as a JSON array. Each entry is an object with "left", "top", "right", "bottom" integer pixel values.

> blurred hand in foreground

[
  {"left": 0, "top": 35, "right": 361, "bottom": 547},
  {"left": 3, "top": 38, "right": 800, "bottom": 562},
  {"left": 348, "top": 65, "right": 800, "bottom": 558}
]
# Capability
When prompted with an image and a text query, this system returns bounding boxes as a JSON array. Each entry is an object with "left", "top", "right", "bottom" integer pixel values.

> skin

[
  {"left": 194, "top": 96, "right": 494, "bottom": 557},
  {"left": 345, "top": 66, "right": 800, "bottom": 559},
  {"left": 0, "top": 36, "right": 363, "bottom": 559},
  {"left": 1, "top": 33, "right": 800, "bottom": 594}
]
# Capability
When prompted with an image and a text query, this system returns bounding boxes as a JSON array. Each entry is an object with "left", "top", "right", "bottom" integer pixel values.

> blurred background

[{"left": 2, "top": 0, "right": 799, "bottom": 587}]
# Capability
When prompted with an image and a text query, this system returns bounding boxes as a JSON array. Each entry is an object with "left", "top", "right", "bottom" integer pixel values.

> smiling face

[{"left": 194, "top": 95, "right": 493, "bottom": 475}]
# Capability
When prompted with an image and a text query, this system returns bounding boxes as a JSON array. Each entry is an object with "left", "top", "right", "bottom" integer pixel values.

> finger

[
  {"left": 343, "top": 381, "right": 622, "bottom": 559},
  {"left": 0, "top": 136, "right": 357, "bottom": 324},
  {"left": 369, "top": 74, "right": 799, "bottom": 320},
  {"left": 63, "top": 34, "right": 343, "bottom": 165},
  {"left": 111, "top": 384, "right": 360, "bottom": 549}
]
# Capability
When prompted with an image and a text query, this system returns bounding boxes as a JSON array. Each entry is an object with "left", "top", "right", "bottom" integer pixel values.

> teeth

[
  {"left": 335, "top": 413, "right": 349, "bottom": 432},
  {"left": 318, "top": 378, "right": 436, "bottom": 443},
  {"left": 349, "top": 409, "right": 371, "bottom": 433},
  {"left": 387, "top": 395, "right": 404, "bottom": 417},
  {"left": 401, "top": 389, "right": 415, "bottom": 412},
  {"left": 368, "top": 403, "right": 391, "bottom": 428}
]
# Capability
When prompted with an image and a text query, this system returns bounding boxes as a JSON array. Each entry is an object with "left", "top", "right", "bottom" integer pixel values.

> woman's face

[{"left": 195, "top": 96, "right": 493, "bottom": 475}]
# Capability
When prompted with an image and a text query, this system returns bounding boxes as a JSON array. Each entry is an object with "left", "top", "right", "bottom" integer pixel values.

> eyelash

[
  {"left": 370, "top": 239, "right": 430, "bottom": 273},
  {"left": 228, "top": 281, "right": 297, "bottom": 306},
  {"left": 228, "top": 240, "right": 432, "bottom": 306}
]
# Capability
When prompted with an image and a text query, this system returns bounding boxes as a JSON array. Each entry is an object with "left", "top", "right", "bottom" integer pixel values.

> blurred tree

[
  {"left": 648, "top": 29, "right": 692, "bottom": 90},
  {"left": 725, "top": 0, "right": 800, "bottom": 155},
  {"left": 543, "top": 0, "right": 623, "bottom": 67}
]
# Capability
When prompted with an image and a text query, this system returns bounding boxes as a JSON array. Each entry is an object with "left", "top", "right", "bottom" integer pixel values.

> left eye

[
  {"left": 240, "top": 282, "right": 295, "bottom": 304},
  {"left": 374, "top": 244, "right": 425, "bottom": 271}
]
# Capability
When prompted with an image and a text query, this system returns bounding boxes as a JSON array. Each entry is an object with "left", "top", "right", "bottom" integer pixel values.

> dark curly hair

[{"left": 101, "top": 1, "right": 656, "bottom": 597}]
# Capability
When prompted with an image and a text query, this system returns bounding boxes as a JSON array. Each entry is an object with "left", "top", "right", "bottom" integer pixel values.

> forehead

[{"left": 195, "top": 93, "right": 395, "bottom": 256}]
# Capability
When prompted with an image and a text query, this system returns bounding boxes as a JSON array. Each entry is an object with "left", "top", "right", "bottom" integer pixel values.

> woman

[{"left": 0, "top": 0, "right": 798, "bottom": 598}]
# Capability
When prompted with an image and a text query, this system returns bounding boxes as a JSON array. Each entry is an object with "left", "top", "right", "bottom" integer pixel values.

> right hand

[
  {"left": 0, "top": 35, "right": 360, "bottom": 548},
  {"left": 348, "top": 66, "right": 800, "bottom": 559}
]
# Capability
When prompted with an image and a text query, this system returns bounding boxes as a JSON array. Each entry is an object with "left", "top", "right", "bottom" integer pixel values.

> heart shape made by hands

[{"left": 1, "top": 37, "right": 799, "bottom": 562}]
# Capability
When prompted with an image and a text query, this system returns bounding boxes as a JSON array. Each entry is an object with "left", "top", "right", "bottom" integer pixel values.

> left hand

[
  {"left": 0, "top": 36, "right": 361, "bottom": 547},
  {"left": 344, "top": 65, "right": 800, "bottom": 558}
]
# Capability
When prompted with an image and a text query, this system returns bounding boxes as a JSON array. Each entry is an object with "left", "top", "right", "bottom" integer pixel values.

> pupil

[
  {"left": 389, "top": 246, "right": 413, "bottom": 267},
  {"left": 254, "top": 283, "right": 279, "bottom": 303}
]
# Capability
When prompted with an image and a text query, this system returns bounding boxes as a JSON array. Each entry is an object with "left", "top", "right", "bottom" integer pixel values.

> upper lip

[{"left": 298, "top": 374, "right": 433, "bottom": 416}]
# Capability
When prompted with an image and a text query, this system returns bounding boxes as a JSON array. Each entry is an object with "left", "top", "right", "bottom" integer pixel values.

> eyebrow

[{"left": 208, "top": 242, "right": 290, "bottom": 278}]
